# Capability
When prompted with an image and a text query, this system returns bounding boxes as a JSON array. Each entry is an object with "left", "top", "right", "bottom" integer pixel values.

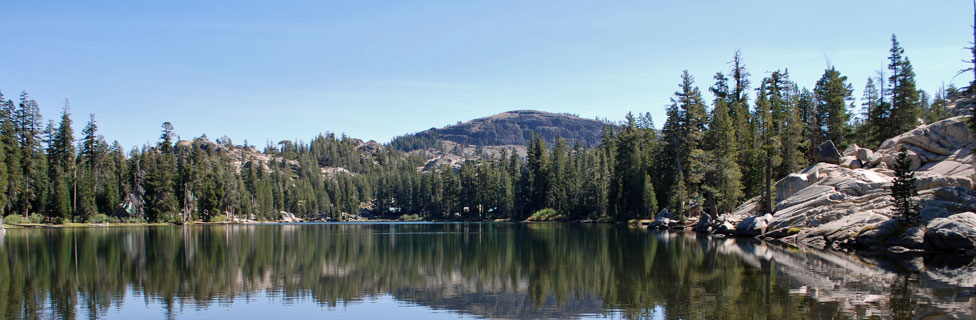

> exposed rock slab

[{"left": 717, "top": 117, "right": 976, "bottom": 253}]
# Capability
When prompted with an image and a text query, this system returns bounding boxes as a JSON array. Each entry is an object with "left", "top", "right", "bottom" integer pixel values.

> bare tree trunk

[
  {"left": 763, "top": 152, "right": 773, "bottom": 215},
  {"left": 72, "top": 165, "right": 76, "bottom": 219}
]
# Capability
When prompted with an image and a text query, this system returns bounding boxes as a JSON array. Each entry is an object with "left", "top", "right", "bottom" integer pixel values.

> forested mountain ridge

[{"left": 390, "top": 110, "right": 613, "bottom": 152}]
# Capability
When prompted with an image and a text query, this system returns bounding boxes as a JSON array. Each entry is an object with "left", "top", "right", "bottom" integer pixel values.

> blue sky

[{"left": 0, "top": 1, "right": 972, "bottom": 149}]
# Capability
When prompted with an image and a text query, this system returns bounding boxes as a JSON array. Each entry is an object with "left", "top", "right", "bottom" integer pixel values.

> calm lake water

[{"left": 0, "top": 222, "right": 974, "bottom": 319}]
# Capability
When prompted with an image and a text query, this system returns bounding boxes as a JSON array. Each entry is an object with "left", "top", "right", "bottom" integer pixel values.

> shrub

[
  {"left": 787, "top": 227, "right": 803, "bottom": 235},
  {"left": 891, "top": 147, "right": 919, "bottom": 225},
  {"left": 27, "top": 213, "right": 45, "bottom": 224},
  {"left": 121, "top": 216, "right": 147, "bottom": 224},
  {"left": 3, "top": 215, "right": 27, "bottom": 224},
  {"left": 89, "top": 214, "right": 119, "bottom": 224},
  {"left": 159, "top": 213, "right": 182, "bottom": 224},
  {"left": 209, "top": 214, "right": 227, "bottom": 223},
  {"left": 399, "top": 214, "right": 422, "bottom": 221},
  {"left": 526, "top": 208, "right": 566, "bottom": 222}
]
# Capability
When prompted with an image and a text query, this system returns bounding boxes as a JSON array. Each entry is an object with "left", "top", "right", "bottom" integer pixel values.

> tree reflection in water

[{"left": 0, "top": 223, "right": 972, "bottom": 319}]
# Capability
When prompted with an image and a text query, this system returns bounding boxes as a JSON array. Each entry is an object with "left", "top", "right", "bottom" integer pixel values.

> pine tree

[
  {"left": 526, "top": 134, "right": 550, "bottom": 213},
  {"left": 144, "top": 122, "right": 179, "bottom": 222},
  {"left": 729, "top": 50, "right": 752, "bottom": 146},
  {"left": 0, "top": 92, "right": 11, "bottom": 216},
  {"left": 705, "top": 97, "right": 744, "bottom": 215},
  {"left": 547, "top": 138, "right": 569, "bottom": 213},
  {"left": 97, "top": 141, "right": 123, "bottom": 216},
  {"left": 676, "top": 71, "right": 709, "bottom": 202},
  {"left": 659, "top": 103, "right": 684, "bottom": 215},
  {"left": 922, "top": 86, "right": 951, "bottom": 123},
  {"left": 76, "top": 114, "right": 102, "bottom": 221},
  {"left": 47, "top": 103, "right": 75, "bottom": 221},
  {"left": 854, "top": 77, "right": 881, "bottom": 147},
  {"left": 814, "top": 67, "right": 854, "bottom": 148},
  {"left": 15, "top": 92, "right": 45, "bottom": 217},
  {"left": 796, "top": 89, "right": 817, "bottom": 163},
  {"left": 755, "top": 72, "right": 789, "bottom": 214},
  {"left": 779, "top": 78, "right": 805, "bottom": 177},
  {"left": 727, "top": 51, "right": 764, "bottom": 201},
  {"left": 611, "top": 113, "right": 648, "bottom": 220},
  {"left": 891, "top": 147, "right": 919, "bottom": 224},
  {"left": 887, "top": 35, "right": 922, "bottom": 136}
]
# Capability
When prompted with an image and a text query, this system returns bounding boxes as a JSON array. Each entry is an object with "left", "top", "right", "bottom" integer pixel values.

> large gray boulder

[
  {"left": 694, "top": 213, "right": 712, "bottom": 233},
  {"left": 774, "top": 173, "right": 813, "bottom": 203},
  {"left": 867, "top": 152, "right": 884, "bottom": 166},
  {"left": 715, "top": 221, "right": 735, "bottom": 235},
  {"left": 279, "top": 211, "right": 303, "bottom": 223},
  {"left": 856, "top": 148, "right": 874, "bottom": 163},
  {"left": 814, "top": 141, "right": 843, "bottom": 164},
  {"left": 889, "top": 226, "right": 926, "bottom": 250},
  {"left": 855, "top": 219, "right": 925, "bottom": 250},
  {"left": 840, "top": 156, "right": 862, "bottom": 169},
  {"left": 649, "top": 208, "right": 672, "bottom": 229},
  {"left": 735, "top": 213, "right": 772, "bottom": 237},
  {"left": 925, "top": 212, "right": 976, "bottom": 251}
]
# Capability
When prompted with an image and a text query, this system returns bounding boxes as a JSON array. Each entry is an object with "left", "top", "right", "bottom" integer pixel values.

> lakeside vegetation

[{"left": 1, "top": 35, "right": 974, "bottom": 227}]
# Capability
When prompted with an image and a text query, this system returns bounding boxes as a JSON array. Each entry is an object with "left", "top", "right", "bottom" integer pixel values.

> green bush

[
  {"left": 28, "top": 213, "right": 45, "bottom": 224},
  {"left": 159, "top": 213, "right": 182, "bottom": 224},
  {"left": 3, "top": 214, "right": 47, "bottom": 224},
  {"left": 526, "top": 208, "right": 566, "bottom": 221},
  {"left": 209, "top": 214, "right": 227, "bottom": 223},
  {"left": 399, "top": 214, "right": 422, "bottom": 221},
  {"left": 121, "top": 216, "right": 147, "bottom": 224},
  {"left": 89, "top": 214, "right": 119, "bottom": 224},
  {"left": 787, "top": 227, "right": 803, "bottom": 235},
  {"left": 3, "top": 215, "right": 27, "bottom": 224}
]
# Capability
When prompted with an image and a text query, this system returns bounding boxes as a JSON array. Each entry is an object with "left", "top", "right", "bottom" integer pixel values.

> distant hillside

[{"left": 392, "top": 110, "right": 612, "bottom": 152}]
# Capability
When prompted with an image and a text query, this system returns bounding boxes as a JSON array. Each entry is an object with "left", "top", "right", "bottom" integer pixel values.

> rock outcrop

[
  {"left": 279, "top": 211, "right": 303, "bottom": 223},
  {"left": 925, "top": 212, "right": 976, "bottom": 251},
  {"left": 735, "top": 213, "right": 772, "bottom": 237},
  {"left": 813, "top": 141, "right": 842, "bottom": 165},
  {"left": 709, "top": 116, "right": 976, "bottom": 253},
  {"left": 649, "top": 209, "right": 674, "bottom": 229}
]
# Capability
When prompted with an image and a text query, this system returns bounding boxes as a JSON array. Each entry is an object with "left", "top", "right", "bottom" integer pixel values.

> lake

[{"left": 0, "top": 222, "right": 973, "bottom": 319}]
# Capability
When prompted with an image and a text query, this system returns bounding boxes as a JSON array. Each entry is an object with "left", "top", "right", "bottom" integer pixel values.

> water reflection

[{"left": 0, "top": 223, "right": 972, "bottom": 319}]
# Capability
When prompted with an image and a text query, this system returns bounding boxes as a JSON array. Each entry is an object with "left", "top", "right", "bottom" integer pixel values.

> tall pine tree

[
  {"left": 887, "top": 35, "right": 922, "bottom": 137},
  {"left": 814, "top": 67, "right": 854, "bottom": 148}
]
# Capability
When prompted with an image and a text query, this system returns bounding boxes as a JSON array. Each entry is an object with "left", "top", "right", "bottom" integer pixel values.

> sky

[{"left": 0, "top": 0, "right": 972, "bottom": 150}]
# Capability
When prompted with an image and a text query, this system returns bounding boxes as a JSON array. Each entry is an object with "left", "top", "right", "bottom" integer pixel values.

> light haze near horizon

[{"left": 0, "top": 0, "right": 971, "bottom": 149}]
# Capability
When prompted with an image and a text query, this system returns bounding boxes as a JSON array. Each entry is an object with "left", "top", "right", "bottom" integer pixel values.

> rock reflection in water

[{"left": 0, "top": 223, "right": 972, "bottom": 319}]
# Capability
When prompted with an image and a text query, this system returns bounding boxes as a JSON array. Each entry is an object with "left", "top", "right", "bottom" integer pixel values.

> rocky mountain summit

[
  {"left": 393, "top": 110, "right": 612, "bottom": 171},
  {"left": 427, "top": 110, "right": 610, "bottom": 147},
  {"left": 393, "top": 110, "right": 611, "bottom": 153},
  {"left": 694, "top": 116, "right": 976, "bottom": 253}
]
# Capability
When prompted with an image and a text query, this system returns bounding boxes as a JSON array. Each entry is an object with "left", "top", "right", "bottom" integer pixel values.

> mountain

[{"left": 391, "top": 110, "right": 613, "bottom": 152}]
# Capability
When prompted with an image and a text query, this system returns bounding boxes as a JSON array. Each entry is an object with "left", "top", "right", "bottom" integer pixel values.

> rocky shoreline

[{"left": 653, "top": 116, "right": 976, "bottom": 254}]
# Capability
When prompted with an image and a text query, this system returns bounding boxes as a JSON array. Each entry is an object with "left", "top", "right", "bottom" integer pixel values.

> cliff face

[{"left": 704, "top": 116, "right": 976, "bottom": 253}]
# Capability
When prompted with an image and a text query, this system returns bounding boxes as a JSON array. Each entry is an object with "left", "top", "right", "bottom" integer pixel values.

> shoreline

[
  {"left": 4, "top": 218, "right": 973, "bottom": 256},
  {"left": 0, "top": 217, "right": 628, "bottom": 229}
]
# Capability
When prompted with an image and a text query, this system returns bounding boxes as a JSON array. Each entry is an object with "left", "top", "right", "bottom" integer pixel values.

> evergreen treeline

[{"left": 0, "top": 35, "right": 968, "bottom": 223}]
